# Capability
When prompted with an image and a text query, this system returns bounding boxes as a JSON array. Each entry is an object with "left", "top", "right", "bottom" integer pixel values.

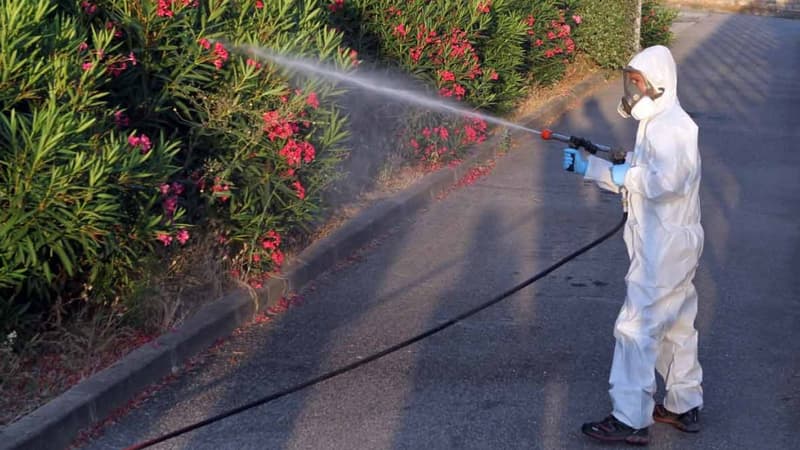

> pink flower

[
  {"left": 171, "top": 182, "right": 184, "bottom": 195},
  {"left": 106, "top": 21, "right": 123, "bottom": 38},
  {"left": 81, "top": 2, "right": 97, "bottom": 14},
  {"left": 157, "top": 0, "right": 174, "bottom": 17},
  {"left": 566, "top": 38, "right": 575, "bottom": 54},
  {"left": 246, "top": 58, "right": 262, "bottom": 69},
  {"left": 256, "top": 0, "right": 263, "bottom": 8},
  {"left": 453, "top": 84, "right": 466, "bottom": 99},
  {"left": 107, "top": 62, "right": 128, "bottom": 77},
  {"left": 211, "top": 181, "right": 230, "bottom": 202},
  {"left": 159, "top": 183, "right": 171, "bottom": 195},
  {"left": 489, "top": 71, "right": 499, "bottom": 81},
  {"left": 463, "top": 126, "right": 478, "bottom": 143},
  {"left": 393, "top": 24, "right": 408, "bottom": 37},
  {"left": 114, "top": 111, "right": 130, "bottom": 127},
  {"left": 535, "top": 39, "right": 543, "bottom": 47},
  {"left": 261, "top": 230, "right": 281, "bottom": 250},
  {"left": 206, "top": 42, "right": 228, "bottom": 70},
  {"left": 525, "top": 15, "right": 536, "bottom": 27},
  {"left": 438, "top": 127, "right": 449, "bottom": 140},
  {"left": 328, "top": 0, "right": 344, "bottom": 13},
  {"left": 439, "top": 70, "right": 456, "bottom": 82},
  {"left": 279, "top": 140, "right": 303, "bottom": 166},
  {"left": 198, "top": 38, "right": 211, "bottom": 50},
  {"left": 301, "top": 141, "right": 316, "bottom": 163},
  {"left": 176, "top": 229, "right": 190, "bottom": 245},
  {"left": 409, "top": 47, "right": 423, "bottom": 63},
  {"left": 306, "top": 92, "right": 319, "bottom": 109},
  {"left": 572, "top": 15, "right": 582, "bottom": 24},
  {"left": 163, "top": 196, "right": 178, "bottom": 218},
  {"left": 137, "top": 135, "right": 152, "bottom": 153},
  {"left": 78, "top": 42, "right": 89, "bottom": 52},
  {"left": 157, "top": 233, "right": 173, "bottom": 246},
  {"left": 82, "top": 62, "right": 93, "bottom": 71},
  {"left": 477, "top": 1, "right": 491, "bottom": 14},
  {"left": 214, "top": 42, "right": 229, "bottom": 61},
  {"left": 263, "top": 112, "right": 299, "bottom": 141},
  {"left": 292, "top": 180, "right": 306, "bottom": 200},
  {"left": 271, "top": 249, "right": 285, "bottom": 267},
  {"left": 128, "top": 133, "right": 152, "bottom": 154}
]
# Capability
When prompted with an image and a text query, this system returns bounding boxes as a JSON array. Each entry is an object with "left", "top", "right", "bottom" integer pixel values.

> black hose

[{"left": 124, "top": 212, "right": 628, "bottom": 450}]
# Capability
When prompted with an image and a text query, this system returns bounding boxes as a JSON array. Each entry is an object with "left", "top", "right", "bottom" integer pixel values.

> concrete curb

[{"left": 0, "top": 71, "right": 610, "bottom": 450}]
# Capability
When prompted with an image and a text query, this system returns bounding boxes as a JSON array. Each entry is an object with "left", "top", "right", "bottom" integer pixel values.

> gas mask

[{"left": 618, "top": 67, "right": 664, "bottom": 120}]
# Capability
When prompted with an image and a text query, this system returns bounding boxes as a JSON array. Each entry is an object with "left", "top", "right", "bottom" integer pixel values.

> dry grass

[
  {"left": 131, "top": 234, "right": 230, "bottom": 330},
  {"left": 512, "top": 53, "right": 604, "bottom": 122},
  {"left": 0, "top": 235, "right": 230, "bottom": 426}
]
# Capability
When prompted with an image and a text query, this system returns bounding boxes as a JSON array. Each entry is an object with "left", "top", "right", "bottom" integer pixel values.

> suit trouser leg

[
  {"left": 655, "top": 282, "right": 704, "bottom": 413},
  {"left": 609, "top": 280, "right": 700, "bottom": 428}
]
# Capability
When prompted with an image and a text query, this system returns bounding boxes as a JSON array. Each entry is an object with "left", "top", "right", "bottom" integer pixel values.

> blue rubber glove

[
  {"left": 611, "top": 163, "right": 630, "bottom": 187},
  {"left": 563, "top": 148, "right": 588, "bottom": 175}
]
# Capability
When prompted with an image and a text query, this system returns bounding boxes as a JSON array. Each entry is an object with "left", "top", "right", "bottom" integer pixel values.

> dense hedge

[
  {"left": 1, "top": 0, "right": 352, "bottom": 336},
  {"left": 641, "top": 0, "right": 679, "bottom": 48},
  {"left": 1, "top": 0, "right": 676, "bottom": 339},
  {"left": 332, "top": 0, "right": 582, "bottom": 112},
  {"left": 574, "top": 0, "right": 639, "bottom": 68},
  {"left": 326, "top": 0, "right": 583, "bottom": 165}
]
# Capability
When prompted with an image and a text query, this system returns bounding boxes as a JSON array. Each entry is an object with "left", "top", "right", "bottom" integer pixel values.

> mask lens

[{"left": 622, "top": 68, "right": 648, "bottom": 111}]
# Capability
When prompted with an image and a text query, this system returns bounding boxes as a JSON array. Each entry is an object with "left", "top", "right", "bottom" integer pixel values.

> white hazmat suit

[{"left": 583, "top": 45, "right": 704, "bottom": 429}]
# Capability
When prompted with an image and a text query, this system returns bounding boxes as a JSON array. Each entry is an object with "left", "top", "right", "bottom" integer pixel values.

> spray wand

[{"left": 536, "top": 128, "right": 628, "bottom": 171}]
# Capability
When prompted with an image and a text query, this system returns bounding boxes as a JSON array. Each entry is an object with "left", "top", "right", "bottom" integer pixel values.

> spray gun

[{"left": 539, "top": 129, "right": 627, "bottom": 171}]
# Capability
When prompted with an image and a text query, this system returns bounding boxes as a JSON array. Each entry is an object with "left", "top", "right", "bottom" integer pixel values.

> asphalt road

[{"left": 82, "top": 11, "right": 800, "bottom": 450}]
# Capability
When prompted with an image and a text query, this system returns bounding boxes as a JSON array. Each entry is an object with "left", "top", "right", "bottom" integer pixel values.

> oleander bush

[
  {"left": 641, "top": 0, "right": 679, "bottom": 48},
  {"left": 1, "top": 0, "right": 354, "bottom": 337},
  {"left": 574, "top": 0, "right": 639, "bottom": 68}
]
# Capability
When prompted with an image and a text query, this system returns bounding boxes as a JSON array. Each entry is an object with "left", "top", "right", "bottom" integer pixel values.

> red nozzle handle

[{"left": 541, "top": 129, "right": 552, "bottom": 140}]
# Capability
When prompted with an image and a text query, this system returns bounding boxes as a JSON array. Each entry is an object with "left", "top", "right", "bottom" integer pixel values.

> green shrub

[
  {"left": 0, "top": 0, "right": 181, "bottom": 335},
  {"left": 334, "top": 0, "right": 582, "bottom": 111},
  {"left": 96, "top": 0, "right": 354, "bottom": 288},
  {"left": 1, "top": 0, "right": 355, "bottom": 335},
  {"left": 575, "top": 0, "right": 638, "bottom": 68},
  {"left": 326, "top": 0, "right": 583, "bottom": 164},
  {"left": 641, "top": 0, "right": 678, "bottom": 48}
]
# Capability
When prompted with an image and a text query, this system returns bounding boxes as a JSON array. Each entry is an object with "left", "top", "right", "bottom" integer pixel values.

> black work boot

[
  {"left": 581, "top": 415, "right": 649, "bottom": 446},
  {"left": 653, "top": 404, "right": 701, "bottom": 433}
]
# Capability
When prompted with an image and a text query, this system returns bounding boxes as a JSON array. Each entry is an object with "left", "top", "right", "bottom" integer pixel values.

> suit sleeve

[
  {"left": 623, "top": 131, "right": 696, "bottom": 201},
  {"left": 584, "top": 154, "right": 626, "bottom": 193}
]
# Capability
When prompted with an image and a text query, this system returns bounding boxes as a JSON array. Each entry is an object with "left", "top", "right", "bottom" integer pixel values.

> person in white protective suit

[{"left": 562, "top": 45, "right": 704, "bottom": 446}]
